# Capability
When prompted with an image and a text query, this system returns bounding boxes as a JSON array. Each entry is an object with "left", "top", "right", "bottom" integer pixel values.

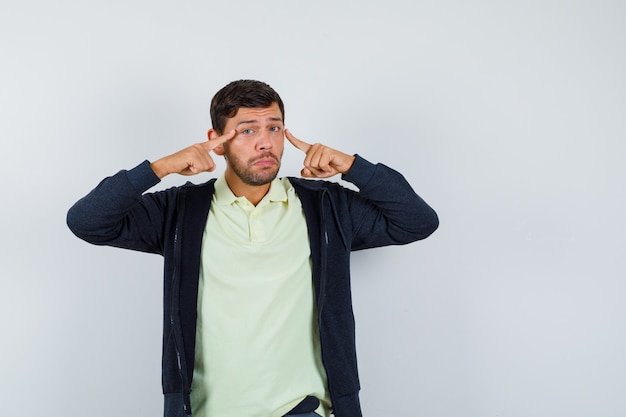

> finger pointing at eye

[{"left": 285, "top": 129, "right": 311, "bottom": 153}]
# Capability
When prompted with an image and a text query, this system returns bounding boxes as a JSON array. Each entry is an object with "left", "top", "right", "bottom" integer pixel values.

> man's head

[
  {"left": 208, "top": 80, "right": 286, "bottom": 190},
  {"left": 210, "top": 80, "right": 284, "bottom": 135}
]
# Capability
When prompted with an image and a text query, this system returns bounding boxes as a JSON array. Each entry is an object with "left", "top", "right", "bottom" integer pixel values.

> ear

[{"left": 207, "top": 129, "right": 226, "bottom": 156}]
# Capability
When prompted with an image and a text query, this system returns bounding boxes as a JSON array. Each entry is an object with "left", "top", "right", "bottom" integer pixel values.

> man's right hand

[{"left": 150, "top": 129, "right": 236, "bottom": 179}]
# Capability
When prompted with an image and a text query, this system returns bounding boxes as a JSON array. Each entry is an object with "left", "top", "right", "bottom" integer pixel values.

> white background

[{"left": 1, "top": 1, "right": 625, "bottom": 416}]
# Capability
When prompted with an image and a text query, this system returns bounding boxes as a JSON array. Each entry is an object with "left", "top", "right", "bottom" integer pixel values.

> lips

[{"left": 251, "top": 153, "right": 278, "bottom": 166}]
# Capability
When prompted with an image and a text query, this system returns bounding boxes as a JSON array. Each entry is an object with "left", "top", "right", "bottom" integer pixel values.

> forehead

[{"left": 229, "top": 102, "right": 283, "bottom": 124}]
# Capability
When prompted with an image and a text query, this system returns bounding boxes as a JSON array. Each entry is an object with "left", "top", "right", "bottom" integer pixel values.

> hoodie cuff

[
  {"left": 341, "top": 154, "right": 376, "bottom": 189},
  {"left": 125, "top": 160, "right": 162, "bottom": 193}
]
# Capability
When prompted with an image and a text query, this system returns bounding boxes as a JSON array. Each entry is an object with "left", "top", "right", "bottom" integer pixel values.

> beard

[{"left": 224, "top": 149, "right": 282, "bottom": 186}]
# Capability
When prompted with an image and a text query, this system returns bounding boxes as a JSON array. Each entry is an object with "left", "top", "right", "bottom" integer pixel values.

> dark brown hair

[{"left": 210, "top": 80, "right": 285, "bottom": 134}]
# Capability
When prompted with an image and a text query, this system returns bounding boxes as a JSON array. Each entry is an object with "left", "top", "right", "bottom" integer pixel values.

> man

[{"left": 67, "top": 80, "right": 438, "bottom": 417}]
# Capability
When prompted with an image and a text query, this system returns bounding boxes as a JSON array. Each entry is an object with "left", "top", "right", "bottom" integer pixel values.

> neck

[{"left": 223, "top": 171, "right": 271, "bottom": 206}]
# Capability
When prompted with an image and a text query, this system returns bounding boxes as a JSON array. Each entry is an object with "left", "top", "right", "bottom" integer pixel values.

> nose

[{"left": 257, "top": 130, "right": 272, "bottom": 151}]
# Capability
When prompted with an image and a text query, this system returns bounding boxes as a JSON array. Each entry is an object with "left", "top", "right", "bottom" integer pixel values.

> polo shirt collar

[{"left": 213, "top": 175, "right": 288, "bottom": 206}]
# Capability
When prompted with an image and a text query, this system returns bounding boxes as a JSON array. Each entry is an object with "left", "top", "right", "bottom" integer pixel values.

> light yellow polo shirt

[{"left": 190, "top": 175, "right": 330, "bottom": 417}]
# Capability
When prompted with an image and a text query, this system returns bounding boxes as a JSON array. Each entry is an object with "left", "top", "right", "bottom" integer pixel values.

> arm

[
  {"left": 343, "top": 155, "right": 438, "bottom": 250},
  {"left": 67, "top": 130, "right": 236, "bottom": 253},
  {"left": 285, "top": 129, "right": 438, "bottom": 250},
  {"left": 66, "top": 161, "right": 169, "bottom": 254}
]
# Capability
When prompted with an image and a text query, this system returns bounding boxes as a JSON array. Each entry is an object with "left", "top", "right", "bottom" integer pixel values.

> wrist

[
  {"left": 150, "top": 159, "right": 170, "bottom": 179},
  {"left": 341, "top": 155, "right": 356, "bottom": 174}
]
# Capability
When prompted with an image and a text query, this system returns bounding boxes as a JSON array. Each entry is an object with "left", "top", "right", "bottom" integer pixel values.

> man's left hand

[{"left": 285, "top": 129, "right": 356, "bottom": 178}]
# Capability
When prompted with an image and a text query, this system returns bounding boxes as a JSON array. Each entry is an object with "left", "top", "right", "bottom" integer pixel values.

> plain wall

[{"left": 1, "top": 1, "right": 625, "bottom": 416}]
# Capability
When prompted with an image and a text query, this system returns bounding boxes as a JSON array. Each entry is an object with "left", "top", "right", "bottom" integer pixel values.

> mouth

[
  {"left": 254, "top": 160, "right": 277, "bottom": 167},
  {"left": 251, "top": 154, "right": 279, "bottom": 167}
]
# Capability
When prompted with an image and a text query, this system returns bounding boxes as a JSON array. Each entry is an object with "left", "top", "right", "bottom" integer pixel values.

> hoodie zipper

[
  {"left": 171, "top": 188, "right": 192, "bottom": 414},
  {"left": 317, "top": 189, "right": 338, "bottom": 411},
  {"left": 317, "top": 189, "right": 329, "bottom": 317}
]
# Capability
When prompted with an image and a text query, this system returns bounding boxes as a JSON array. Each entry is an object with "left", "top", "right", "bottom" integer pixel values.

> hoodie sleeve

[
  {"left": 66, "top": 160, "right": 171, "bottom": 255},
  {"left": 341, "top": 155, "right": 439, "bottom": 250}
]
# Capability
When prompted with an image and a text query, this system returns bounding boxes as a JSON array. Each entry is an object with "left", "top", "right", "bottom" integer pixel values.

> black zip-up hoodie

[{"left": 67, "top": 155, "right": 438, "bottom": 417}]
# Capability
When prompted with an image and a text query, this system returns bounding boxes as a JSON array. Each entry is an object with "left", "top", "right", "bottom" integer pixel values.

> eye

[
  {"left": 269, "top": 126, "right": 282, "bottom": 132},
  {"left": 242, "top": 128, "right": 254, "bottom": 135}
]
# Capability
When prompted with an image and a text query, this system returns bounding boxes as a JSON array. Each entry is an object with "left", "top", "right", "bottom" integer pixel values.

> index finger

[
  {"left": 285, "top": 128, "right": 311, "bottom": 153},
  {"left": 205, "top": 129, "right": 236, "bottom": 151}
]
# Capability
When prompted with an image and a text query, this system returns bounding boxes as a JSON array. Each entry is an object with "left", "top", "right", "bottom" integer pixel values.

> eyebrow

[{"left": 236, "top": 117, "right": 283, "bottom": 127}]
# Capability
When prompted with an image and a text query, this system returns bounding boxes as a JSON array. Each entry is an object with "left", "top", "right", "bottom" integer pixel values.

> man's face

[{"left": 215, "top": 102, "right": 285, "bottom": 186}]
